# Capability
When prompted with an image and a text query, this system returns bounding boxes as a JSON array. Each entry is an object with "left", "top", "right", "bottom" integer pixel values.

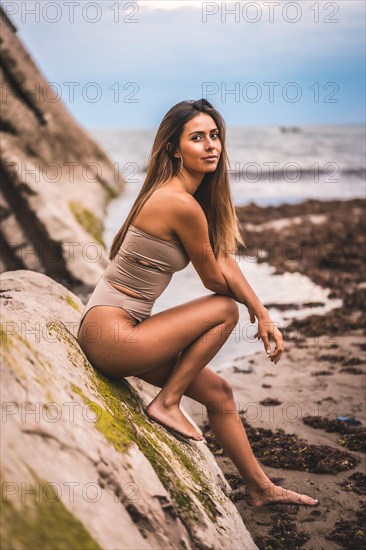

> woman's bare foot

[
  {"left": 145, "top": 399, "right": 203, "bottom": 441},
  {"left": 247, "top": 482, "right": 319, "bottom": 507}
]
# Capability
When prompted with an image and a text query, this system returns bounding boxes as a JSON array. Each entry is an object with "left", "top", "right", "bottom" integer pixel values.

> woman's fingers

[
  {"left": 261, "top": 334, "right": 272, "bottom": 354},
  {"left": 248, "top": 309, "right": 256, "bottom": 324},
  {"left": 270, "top": 347, "right": 282, "bottom": 363},
  {"left": 259, "top": 320, "right": 274, "bottom": 353},
  {"left": 263, "top": 325, "right": 284, "bottom": 363},
  {"left": 269, "top": 332, "right": 285, "bottom": 364},
  {"left": 256, "top": 326, "right": 272, "bottom": 352},
  {"left": 255, "top": 320, "right": 285, "bottom": 364}
]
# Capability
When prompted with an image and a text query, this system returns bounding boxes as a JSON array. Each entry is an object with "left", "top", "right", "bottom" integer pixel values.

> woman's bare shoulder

[
  {"left": 152, "top": 184, "right": 193, "bottom": 209},
  {"left": 154, "top": 186, "right": 196, "bottom": 238},
  {"left": 133, "top": 184, "right": 193, "bottom": 242}
]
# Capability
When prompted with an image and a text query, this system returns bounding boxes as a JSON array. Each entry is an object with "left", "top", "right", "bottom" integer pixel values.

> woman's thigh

[{"left": 78, "top": 293, "right": 239, "bottom": 377}]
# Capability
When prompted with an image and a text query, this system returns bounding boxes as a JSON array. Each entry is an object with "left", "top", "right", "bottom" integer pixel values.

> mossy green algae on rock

[
  {"left": 70, "top": 368, "right": 222, "bottom": 524},
  {"left": 69, "top": 201, "right": 105, "bottom": 246},
  {"left": 0, "top": 472, "right": 102, "bottom": 550},
  {"left": 60, "top": 293, "right": 82, "bottom": 313}
]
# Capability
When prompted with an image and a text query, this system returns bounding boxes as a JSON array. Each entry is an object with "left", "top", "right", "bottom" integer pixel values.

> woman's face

[{"left": 175, "top": 112, "right": 222, "bottom": 174}]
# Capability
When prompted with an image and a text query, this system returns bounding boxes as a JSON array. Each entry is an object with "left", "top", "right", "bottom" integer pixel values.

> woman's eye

[{"left": 192, "top": 133, "right": 219, "bottom": 141}]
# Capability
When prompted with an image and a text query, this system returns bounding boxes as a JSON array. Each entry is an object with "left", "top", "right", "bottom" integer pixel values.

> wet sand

[{"left": 184, "top": 197, "right": 365, "bottom": 549}]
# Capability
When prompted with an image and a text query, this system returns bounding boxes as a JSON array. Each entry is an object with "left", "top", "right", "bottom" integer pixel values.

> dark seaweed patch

[
  {"left": 303, "top": 415, "right": 362, "bottom": 434},
  {"left": 326, "top": 501, "right": 366, "bottom": 549},
  {"left": 202, "top": 418, "right": 359, "bottom": 473},
  {"left": 254, "top": 512, "right": 310, "bottom": 550},
  {"left": 339, "top": 472, "right": 366, "bottom": 496},
  {"left": 259, "top": 398, "right": 282, "bottom": 406},
  {"left": 340, "top": 366, "right": 364, "bottom": 374},
  {"left": 302, "top": 415, "right": 365, "bottom": 451},
  {"left": 338, "top": 432, "right": 366, "bottom": 453}
]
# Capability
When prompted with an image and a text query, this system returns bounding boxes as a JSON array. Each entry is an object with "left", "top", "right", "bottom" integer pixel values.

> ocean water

[
  {"left": 89, "top": 125, "right": 364, "bottom": 366},
  {"left": 91, "top": 124, "right": 365, "bottom": 210}
]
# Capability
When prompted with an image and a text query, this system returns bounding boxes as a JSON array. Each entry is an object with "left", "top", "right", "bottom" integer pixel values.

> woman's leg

[
  {"left": 144, "top": 304, "right": 239, "bottom": 439},
  {"left": 78, "top": 293, "right": 239, "bottom": 439},
  {"left": 139, "top": 365, "right": 318, "bottom": 507},
  {"left": 79, "top": 294, "right": 318, "bottom": 505}
]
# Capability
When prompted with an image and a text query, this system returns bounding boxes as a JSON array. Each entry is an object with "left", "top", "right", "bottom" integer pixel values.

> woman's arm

[
  {"left": 211, "top": 252, "right": 268, "bottom": 319},
  {"left": 213, "top": 252, "right": 285, "bottom": 364},
  {"left": 172, "top": 200, "right": 284, "bottom": 362}
]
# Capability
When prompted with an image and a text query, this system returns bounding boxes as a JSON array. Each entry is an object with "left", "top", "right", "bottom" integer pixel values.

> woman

[{"left": 77, "top": 99, "right": 318, "bottom": 507}]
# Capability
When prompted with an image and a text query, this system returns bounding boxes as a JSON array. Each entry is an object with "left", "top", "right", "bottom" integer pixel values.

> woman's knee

[
  {"left": 211, "top": 375, "right": 234, "bottom": 400},
  {"left": 230, "top": 300, "right": 240, "bottom": 323},
  {"left": 205, "top": 377, "right": 234, "bottom": 414},
  {"left": 213, "top": 294, "right": 240, "bottom": 324},
  {"left": 186, "top": 370, "right": 234, "bottom": 409}
]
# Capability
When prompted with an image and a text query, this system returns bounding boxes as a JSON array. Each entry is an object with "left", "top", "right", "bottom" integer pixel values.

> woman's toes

[
  {"left": 301, "top": 494, "right": 319, "bottom": 505},
  {"left": 248, "top": 484, "right": 319, "bottom": 507},
  {"left": 277, "top": 487, "right": 318, "bottom": 506}
]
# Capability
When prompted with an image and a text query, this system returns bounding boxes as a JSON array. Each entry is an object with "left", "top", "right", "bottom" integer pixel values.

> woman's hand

[{"left": 248, "top": 307, "right": 285, "bottom": 365}]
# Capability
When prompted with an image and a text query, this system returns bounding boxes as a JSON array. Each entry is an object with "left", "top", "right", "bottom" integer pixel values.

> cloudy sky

[{"left": 3, "top": 0, "right": 365, "bottom": 128}]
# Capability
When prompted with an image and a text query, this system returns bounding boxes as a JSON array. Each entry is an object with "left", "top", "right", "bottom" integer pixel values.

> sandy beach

[{"left": 183, "top": 197, "right": 365, "bottom": 549}]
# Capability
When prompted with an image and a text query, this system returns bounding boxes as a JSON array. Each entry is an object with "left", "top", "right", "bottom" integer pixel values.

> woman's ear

[{"left": 166, "top": 142, "right": 180, "bottom": 158}]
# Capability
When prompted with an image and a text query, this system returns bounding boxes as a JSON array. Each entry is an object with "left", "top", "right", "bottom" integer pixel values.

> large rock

[
  {"left": 0, "top": 7, "right": 124, "bottom": 288},
  {"left": 0, "top": 270, "right": 258, "bottom": 550}
]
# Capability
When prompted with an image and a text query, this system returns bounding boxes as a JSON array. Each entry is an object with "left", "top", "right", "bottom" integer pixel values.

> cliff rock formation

[{"left": 0, "top": 7, "right": 124, "bottom": 288}]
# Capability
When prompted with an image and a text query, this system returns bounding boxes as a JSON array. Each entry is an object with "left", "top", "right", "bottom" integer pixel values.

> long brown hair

[{"left": 109, "top": 98, "right": 246, "bottom": 261}]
